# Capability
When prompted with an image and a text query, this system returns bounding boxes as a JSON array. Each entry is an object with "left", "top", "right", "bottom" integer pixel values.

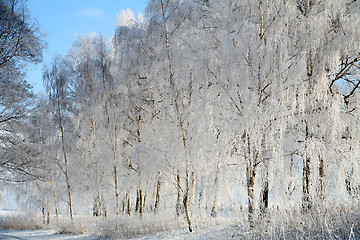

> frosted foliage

[
  {"left": 116, "top": 9, "right": 136, "bottom": 27},
  {"left": 137, "top": 13, "right": 144, "bottom": 23},
  {"left": 0, "top": 0, "right": 45, "bottom": 185},
  {"left": 12, "top": 0, "right": 360, "bottom": 238}
]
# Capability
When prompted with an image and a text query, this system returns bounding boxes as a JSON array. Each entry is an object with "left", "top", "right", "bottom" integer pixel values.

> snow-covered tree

[
  {"left": 43, "top": 56, "right": 76, "bottom": 219},
  {"left": 0, "top": 0, "right": 45, "bottom": 184},
  {"left": 13, "top": 0, "right": 360, "bottom": 237}
]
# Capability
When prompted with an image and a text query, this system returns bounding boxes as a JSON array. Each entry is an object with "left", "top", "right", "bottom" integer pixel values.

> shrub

[{"left": 0, "top": 211, "right": 43, "bottom": 230}]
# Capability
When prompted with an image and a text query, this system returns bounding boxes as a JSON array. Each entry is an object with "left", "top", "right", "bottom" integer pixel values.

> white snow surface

[
  {"left": 133, "top": 226, "right": 237, "bottom": 240},
  {"left": 0, "top": 229, "right": 101, "bottom": 240},
  {"left": 0, "top": 226, "right": 238, "bottom": 240}
]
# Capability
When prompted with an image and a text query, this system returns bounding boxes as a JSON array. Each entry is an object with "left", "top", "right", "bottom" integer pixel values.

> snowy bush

[{"left": 0, "top": 211, "right": 43, "bottom": 230}]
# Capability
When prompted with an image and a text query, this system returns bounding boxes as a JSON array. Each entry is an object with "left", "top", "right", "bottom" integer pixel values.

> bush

[
  {"left": 57, "top": 221, "right": 87, "bottom": 235},
  {"left": 232, "top": 203, "right": 360, "bottom": 239},
  {"left": 95, "top": 204, "right": 360, "bottom": 239},
  {"left": 0, "top": 211, "right": 43, "bottom": 230},
  {"left": 97, "top": 214, "right": 187, "bottom": 239},
  {"left": 56, "top": 216, "right": 98, "bottom": 235}
]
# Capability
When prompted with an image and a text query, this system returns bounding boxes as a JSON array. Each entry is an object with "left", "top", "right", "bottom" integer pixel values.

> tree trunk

[
  {"left": 198, "top": 176, "right": 203, "bottom": 209},
  {"left": 302, "top": 122, "right": 312, "bottom": 212},
  {"left": 58, "top": 97, "right": 73, "bottom": 220},
  {"left": 211, "top": 160, "right": 220, "bottom": 218},
  {"left": 243, "top": 131, "right": 256, "bottom": 228},
  {"left": 259, "top": 135, "right": 269, "bottom": 218},
  {"left": 190, "top": 171, "right": 196, "bottom": 217},
  {"left": 47, "top": 208, "right": 50, "bottom": 225},
  {"left": 103, "top": 85, "right": 120, "bottom": 217},
  {"left": 139, "top": 189, "right": 144, "bottom": 217},
  {"left": 42, "top": 207, "right": 46, "bottom": 224},
  {"left": 154, "top": 174, "right": 161, "bottom": 213},
  {"left": 122, "top": 194, "right": 126, "bottom": 214},
  {"left": 302, "top": 154, "right": 312, "bottom": 212},
  {"left": 177, "top": 101, "right": 193, "bottom": 232},
  {"left": 176, "top": 170, "right": 182, "bottom": 217},
  {"left": 65, "top": 174, "right": 74, "bottom": 219},
  {"left": 110, "top": 125, "right": 120, "bottom": 216},
  {"left": 127, "top": 190, "right": 132, "bottom": 216},
  {"left": 183, "top": 181, "right": 193, "bottom": 232},
  {"left": 183, "top": 153, "right": 193, "bottom": 232},
  {"left": 96, "top": 169, "right": 103, "bottom": 219},
  {"left": 96, "top": 191, "right": 103, "bottom": 219},
  {"left": 160, "top": 0, "right": 192, "bottom": 231},
  {"left": 51, "top": 173, "right": 59, "bottom": 225},
  {"left": 136, "top": 190, "right": 140, "bottom": 212},
  {"left": 211, "top": 177, "right": 218, "bottom": 217},
  {"left": 247, "top": 167, "right": 256, "bottom": 227},
  {"left": 259, "top": 170, "right": 269, "bottom": 217},
  {"left": 318, "top": 155, "right": 325, "bottom": 201},
  {"left": 114, "top": 162, "right": 120, "bottom": 216},
  {"left": 287, "top": 155, "right": 295, "bottom": 200},
  {"left": 260, "top": 131, "right": 269, "bottom": 218},
  {"left": 143, "top": 191, "right": 147, "bottom": 214}
]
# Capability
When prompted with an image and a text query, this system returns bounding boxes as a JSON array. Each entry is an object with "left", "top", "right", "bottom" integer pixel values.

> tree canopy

[{"left": 2, "top": 0, "right": 360, "bottom": 238}]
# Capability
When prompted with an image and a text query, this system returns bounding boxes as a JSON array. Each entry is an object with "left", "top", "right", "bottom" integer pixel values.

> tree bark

[
  {"left": 127, "top": 190, "right": 132, "bottom": 216},
  {"left": 259, "top": 133, "right": 269, "bottom": 218},
  {"left": 176, "top": 100, "right": 193, "bottom": 232},
  {"left": 211, "top": 159, "right": 220, "bottom": 218},
  {"left": 139, "top": 189, "right": 144, "bottom": 217},
  {"left": 47, "top": 209, "right": 50, "bottom": 225},
  {"left": 65, "top": 173, "right": 74, "bottom": 220},
  {"left": 42, "top": 207, "right": 46, "bottom": 224},
  {"left": 103, "top": 78, "right": 120, "bottom": 216},
  {"left": 302, "top": 122, "right": 312, "bottom": 212},
  {"left": 259, "top": 170, "right": 269, "bottom": 217},
  {"left": 190, "top": 171, "right": 196, "bottom": 217},
  {"left": 247, "top": 166, "right": 256, "bottom": 227},
  {"left": 302, "top": 154, "right": 312, "bottom": 211},
  {"left": 143, "top": 191, "right": 147, "bottom": 214},
  {"left": 136, "top": 190, "right": 139, "bottom": 212},
  {"left": 96, "top": 174, "right": 103, "bottom": 219},
  {"left": 243, "top": 130, "right": 256, "bottom": 228},
  {"left": 122, "top": 194, "right": 126, "bottom": 214},
  {"left": 114, "top": 162, "right": 120, "bottom": 216},
  {"left": 57, "top": 95, "right": 73, "bottom": 220},
  {"left": 113, "top": 125, "right": 120, "bottom": 216},
  {"left": 176, "top": 170, "right": 182, "bottom": 217},
  {"left": 318, "top": 155, "right": 325, "bottom": 201},
  {"left": 154, "top": 174, "right": 161, "bottom": 213},
  {"left": 50, "top": 173, "right": 59, "bottom": 225}
]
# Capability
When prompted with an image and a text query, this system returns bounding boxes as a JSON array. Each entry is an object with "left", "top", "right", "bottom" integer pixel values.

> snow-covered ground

[
  {"left": 133, "top": 225, "right": 238, "bottom": 240},
  {"left": 0, "top": 229, "right": 102, "bottom": 240},
  {"left": 0, "top": 222, "right": 358, "bottom": 240},
  {"left": 0, "top": 209, "right": 358, "bottom": 239},
  {"left": 0, "top": 227, "right": 236, "bottom": 240}
]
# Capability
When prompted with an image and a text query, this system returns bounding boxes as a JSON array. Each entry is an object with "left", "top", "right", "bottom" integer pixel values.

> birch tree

[
  {"left": 145, "top": 0, "right": 196, "bottom": 231},
  {"left": 69, "top": 34, "right": 110, "bottom": 218},
  {"left": 43, "top": 56, "right": 75, "bottom": 219},
  {"left": 10, "top": 0, "right": 360, "bottom": 235}
]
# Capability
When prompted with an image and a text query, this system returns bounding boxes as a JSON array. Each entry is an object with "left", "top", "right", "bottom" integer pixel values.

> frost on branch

[
  {"left": 116, "top": 9, "right": 143, "bottom": 28},
  {"left": 5, "top": 0, "right": 360, "bottom": 238}
]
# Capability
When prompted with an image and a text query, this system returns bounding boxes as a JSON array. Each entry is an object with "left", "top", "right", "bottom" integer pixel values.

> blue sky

[{"left": 26, "top": 0, "right": 147, "bottom": 93}]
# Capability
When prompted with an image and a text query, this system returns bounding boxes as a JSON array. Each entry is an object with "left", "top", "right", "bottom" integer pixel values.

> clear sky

[{"left": 26, "top": 0, "right": 147, "bottom": 94}]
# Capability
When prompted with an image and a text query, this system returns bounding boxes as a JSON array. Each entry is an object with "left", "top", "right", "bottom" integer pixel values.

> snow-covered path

[
  {"left": 0, "top": 226, "right": 236, "bottom": 240},
  {"left": 0, "top": 230, "right": 102, "bottom": 240}
]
